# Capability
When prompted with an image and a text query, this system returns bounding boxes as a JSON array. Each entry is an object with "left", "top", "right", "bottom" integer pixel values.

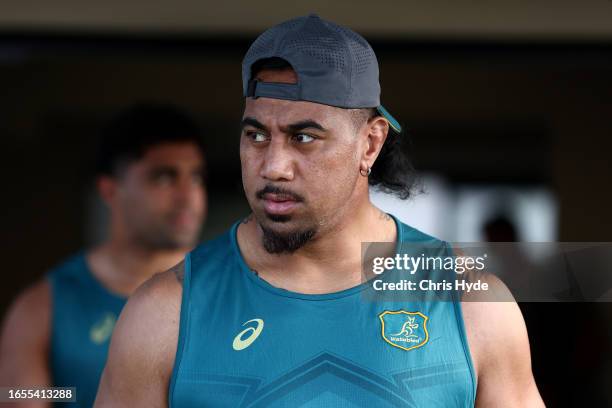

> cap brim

[{"left": 376, "top": 105, "right": 402, "bottom": 133}]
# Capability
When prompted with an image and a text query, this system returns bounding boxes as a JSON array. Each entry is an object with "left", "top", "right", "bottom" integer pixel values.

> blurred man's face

[
  {"left": 110, "top": 142, "right": 207, "bottom": 250},
  {"left": 240, "top": 68, "right": 366, "bottom": 253}
]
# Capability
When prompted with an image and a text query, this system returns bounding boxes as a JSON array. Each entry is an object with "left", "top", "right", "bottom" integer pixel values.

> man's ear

[
  {"left": 361, "top": 116, "right": 390, "bottom": 167},
  {"left": 97, "top": 175, "right": 117, "bottom": 207}
]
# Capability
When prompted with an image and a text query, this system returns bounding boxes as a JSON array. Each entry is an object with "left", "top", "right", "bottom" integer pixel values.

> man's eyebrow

[
  {"left": 148, "top": 165, "right": 178, "bottom": 176},
  {"left": 241, "top": 117, "right": 268, "bottom": 132},
  {"left": 285, "top": 120, "right": 326, "bottom": 133},
  {"left": 241, "top": 117, "right": 326, "bottom": 133}
]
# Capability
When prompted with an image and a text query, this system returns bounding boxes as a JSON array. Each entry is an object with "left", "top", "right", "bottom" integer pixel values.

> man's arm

[
  {"left": 0, "top": 280, "right": 51, "bottom": 408},
  {"left": 94, "top": 261, "right": 183, "bottom": 408},
  {"left": 462, "top": 274, "right": 545, "bottom": 407}
]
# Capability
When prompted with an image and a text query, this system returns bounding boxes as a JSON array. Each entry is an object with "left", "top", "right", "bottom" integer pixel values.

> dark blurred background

[{"left": 1, "top": 1, "right": 611, "bottom": 406}]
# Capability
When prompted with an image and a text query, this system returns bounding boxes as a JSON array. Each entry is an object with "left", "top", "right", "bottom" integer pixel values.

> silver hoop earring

[{"left": 360, "top": 166, "right": 371, "bottom": 177}]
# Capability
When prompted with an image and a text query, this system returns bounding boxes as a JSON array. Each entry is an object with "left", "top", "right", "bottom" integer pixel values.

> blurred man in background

[{"left": 0, "top": 103, "right": 208, "bottom": 407}]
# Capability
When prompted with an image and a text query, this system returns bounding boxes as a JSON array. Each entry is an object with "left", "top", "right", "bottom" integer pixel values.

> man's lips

[{"left": 262, "top": 193, "right": 300, "bottom": 215}]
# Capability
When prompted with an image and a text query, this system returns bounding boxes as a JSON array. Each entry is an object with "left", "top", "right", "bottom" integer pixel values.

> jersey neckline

[
  {"left": 229, "top": 213, "right": 404, "bottom": 301},
  {"left": 77, "top": 252, "right": 129, "bottom": 302}
]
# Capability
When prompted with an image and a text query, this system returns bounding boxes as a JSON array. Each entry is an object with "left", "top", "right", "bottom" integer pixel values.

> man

[
  {"left": 0, "top": 104, "right": 207, "bottom": 407},
  {"left": 96, "top": 16, "right": 544, "bottom": 407}
]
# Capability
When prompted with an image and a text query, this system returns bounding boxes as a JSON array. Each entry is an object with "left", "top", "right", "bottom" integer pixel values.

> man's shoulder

[
  {"left": 107, "top": 265, "right": 183, "bottom": 358},
  {"left": 94, "top": 265, "right": 181, "bottom": 406},
  {"left": 460, "top": 274, "right": 527, "bottom": 375},
  {"left": 132, "top": 263, "right": 184, "bottom": 306}
]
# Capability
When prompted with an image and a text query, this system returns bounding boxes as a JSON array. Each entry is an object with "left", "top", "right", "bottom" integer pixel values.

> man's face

[
  {"left": 240, "top": 69, "right": 366, "bottom": 253},
  {"left": 109, "top": 142, "right": 207, "bottom": 250}
]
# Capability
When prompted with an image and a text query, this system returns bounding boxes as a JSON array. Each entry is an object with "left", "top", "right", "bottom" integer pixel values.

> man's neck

[
  {"left": 237, "top": 203, "right": 397, "bottom": 295},
  {"left": 86, "top": 237, "right": 188, "bottom": 297}
]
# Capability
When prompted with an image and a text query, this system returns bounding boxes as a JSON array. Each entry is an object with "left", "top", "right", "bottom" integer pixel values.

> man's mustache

[{"left": 256, "top": 185, "right": 305, "bottom": 202}]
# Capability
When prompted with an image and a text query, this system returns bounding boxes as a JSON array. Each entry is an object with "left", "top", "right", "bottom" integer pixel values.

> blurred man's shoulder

[
  {"left": 0, "top": 254, "right": 77, "bottom": 355},
  {"left": 2, "top": 278, "right": 50, "bottom": 325},
  {"left": 0, "top": 277, "right": 51, "bottom": 368}
]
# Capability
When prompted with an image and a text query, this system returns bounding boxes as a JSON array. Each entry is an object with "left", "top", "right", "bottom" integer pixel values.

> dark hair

[
  {"left": 368, "top": 117, "right": 418, "bottom": 200},
  {"left": 251, "top": 56, "right": 292, "bottom": 74},
  {"left": 483, "top": 215, "right": 518, "bottom": 242},
  {"left": 252, "top": 57, "right": 419, "bottom": 200},
  {"left": 95, "top": 103, "right": 205, "bottom": 176}
]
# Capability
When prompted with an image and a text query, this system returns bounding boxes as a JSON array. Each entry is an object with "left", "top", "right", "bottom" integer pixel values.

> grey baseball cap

[{"left": 242, "top": 14, "right": 402, "bottom": 133}]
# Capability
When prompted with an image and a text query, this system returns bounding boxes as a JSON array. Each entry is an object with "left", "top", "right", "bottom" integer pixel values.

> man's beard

[
  {"left": 260, "top": 223, "right": 316, "bottom": 254},
  {"left": 135, "top": 226, "right": 197, "bottom": 250},
  {"left": 253, "top": 184, "right": 316, "bottom": 253},
  {"left": 131, "top": 216, "right": 200, "bottom": 251}
]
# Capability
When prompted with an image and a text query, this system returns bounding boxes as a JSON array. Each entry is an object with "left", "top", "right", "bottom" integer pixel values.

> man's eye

[
  {"left": 247, "top": 131, "right": 268, "bottom": 142},
  {"left": 294, "top": 133, "right": 315, "bottom": 143},
  {"left": 155, "top": 174, "right": 174, "bottom": 184}
]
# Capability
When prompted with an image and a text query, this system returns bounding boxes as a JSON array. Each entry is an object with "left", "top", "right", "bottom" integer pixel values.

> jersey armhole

[
  {"left": 168, "top": 253, "right": 192, "bottom": 408},
  {"left": 446, "top": 242, "right": 478, "bottom": 405},
  {"left": 453, "top": 294, "right": 478, "bottom": 405}
]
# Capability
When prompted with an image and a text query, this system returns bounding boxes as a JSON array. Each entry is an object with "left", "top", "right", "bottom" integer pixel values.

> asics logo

[
  {"left": 232, "top": 318, "right": 264, "bottom": 351},
  {"left": 89, "top": 313, "right": 117, "bottom": 345}
]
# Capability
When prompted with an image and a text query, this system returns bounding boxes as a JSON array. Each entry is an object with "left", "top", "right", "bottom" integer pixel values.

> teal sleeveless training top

[
  {"left": 47, "top": 254, "right": 126, "bottom": 407},
  {"left": 170, "top": 215, "right": 477, "bottom": 407}
]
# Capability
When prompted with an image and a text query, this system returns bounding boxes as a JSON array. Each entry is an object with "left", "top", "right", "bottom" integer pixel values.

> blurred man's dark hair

[
  {"left": 483, "top": 215, "right": 519, "bottom": 242},
  {"left": 95, "top": 103, "right": 206, "bottom": 176}
]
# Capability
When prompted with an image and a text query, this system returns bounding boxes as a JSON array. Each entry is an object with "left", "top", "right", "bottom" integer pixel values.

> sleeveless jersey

[
  {"left": 170, "top": 215, "right": 477, "bottom": 407},
  {"left": 47, "top": 254, "right": 126, "bottom": 407}
]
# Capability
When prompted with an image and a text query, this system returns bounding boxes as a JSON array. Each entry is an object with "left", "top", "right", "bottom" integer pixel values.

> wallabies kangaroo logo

[
  {"left": 392, "top": 316, "right": 420, "bottom": 337},
  {"left": 379, "top": 310, "right": 429, "bottom": 351}
]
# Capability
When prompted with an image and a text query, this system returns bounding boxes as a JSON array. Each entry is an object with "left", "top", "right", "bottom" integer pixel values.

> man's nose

[
  {"left": 260, "top": 137, "right": 294, "bottom": 182},
  {"left": 175, "top": 176, "right": 202, "bottom": 204}
]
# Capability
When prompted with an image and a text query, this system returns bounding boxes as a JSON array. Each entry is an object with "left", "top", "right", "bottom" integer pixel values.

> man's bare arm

[
  {"left": 462, "top": 274, "right": 545, "bottom": 407},
  {"left": 94, "top": 261, "right": 183, "bottom": 408},
  {"left": 0, "top": 280, "right": 51, "bottom": 408}
]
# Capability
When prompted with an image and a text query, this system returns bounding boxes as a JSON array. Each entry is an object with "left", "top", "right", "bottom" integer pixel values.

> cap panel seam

[{"left": 341, "top": 27, "right": 354, "bottom": 107}]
